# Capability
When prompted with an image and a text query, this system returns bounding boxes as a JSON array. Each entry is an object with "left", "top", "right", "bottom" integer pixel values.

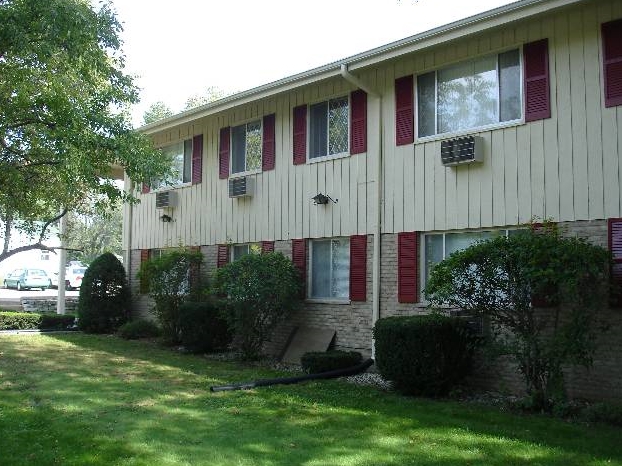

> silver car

[{"left": 3, "top": 268, "right": 51, "bottom": 291}]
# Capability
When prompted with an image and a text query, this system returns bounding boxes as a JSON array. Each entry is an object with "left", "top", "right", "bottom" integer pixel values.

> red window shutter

[
  {"left": 602, "top": 19, "right": 622, "bottom": 108},
  {"left": 139, "top": 249, "right": 150, "bottom": 293},
  {"left": 219, "top": 127, "right": 230, "bottom": 179},
  {"left": 292, "top": 105, "right": 307, "bottom": 165},
  {"left": 398, "top": 232, "right": 418, "bottom": 303},
  {"left": 192, "top": 135, "right": 203, "bottom": 184},
  {"left": 142, "top": 183, "right": 150, "bottom": 194},
  {"left": 262, "top": 114, "right": 276, "bottom": 171},
  {"left": 609, "top": 218, "right": 622, "bottom": 305},
  {"left": 261, "top": 241, "right": 275, "bottom": 253},
  {"left": 349, "top": 235, "right": 367, "bottom": 301},
  {"left": 292, "top": 239, "right": 307, "bottom": 296},
  {"left": 523, "top": 39, "right": 551, "bottom": 122},
  {"left": 350, "top": 90, "right": 367, "bottom": 155},
  {"left": 395, "top": 75, "right": 414, "bottom": 145},
  {"left": 217, "top": 244, "right": 229, "bottom": 268}
]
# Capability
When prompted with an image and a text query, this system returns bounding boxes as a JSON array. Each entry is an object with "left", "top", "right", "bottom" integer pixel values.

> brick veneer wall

[
  {"left": 264, "top": 237, "right": 374, "bottom": 358},
  {"left": 126, "top": 220, "right": 620, "bottom": 402},
  {"left": 378, "top": 221, "right": 622, "bottom": 403}
]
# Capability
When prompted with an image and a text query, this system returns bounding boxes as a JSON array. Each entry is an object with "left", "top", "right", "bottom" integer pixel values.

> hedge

[
  {"left": 0, "top": 311, "right": 77, "bottom": 331},
  {"left": 373, "top": 313, "right": 481, "bottom": 397},
  {"left": 301, "top": 350, "right": 363, "bottom": 374}
]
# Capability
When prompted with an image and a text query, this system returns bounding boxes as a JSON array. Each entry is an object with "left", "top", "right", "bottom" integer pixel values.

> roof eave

[{"left": 140, "top": 0, "right": 584, "bottom": 135}]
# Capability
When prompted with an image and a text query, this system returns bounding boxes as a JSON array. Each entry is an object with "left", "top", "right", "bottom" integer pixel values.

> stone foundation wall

[{"left": 21, "top": 298, "right": 79, "bottom": 314}]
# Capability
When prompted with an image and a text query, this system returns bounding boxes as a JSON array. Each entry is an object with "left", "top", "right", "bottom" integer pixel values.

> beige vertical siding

[
  {"left": 381, "top": 0, "right": 622, "bottom": 234},
  {"left": 128, "top": 76, "right": 377, "bottom": 249},
  {"left": 125, "top": 0, "right": 622, "bottom": 250}
]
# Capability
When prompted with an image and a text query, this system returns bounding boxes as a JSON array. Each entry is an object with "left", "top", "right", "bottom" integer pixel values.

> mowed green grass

[{"left": 0, "top": 334, "right": 620, "bottom": 466}]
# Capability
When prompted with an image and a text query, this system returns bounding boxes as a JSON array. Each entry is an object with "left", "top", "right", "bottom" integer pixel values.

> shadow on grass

[{"left": 1, "top": 333, "right": 619, "bottom": 466}]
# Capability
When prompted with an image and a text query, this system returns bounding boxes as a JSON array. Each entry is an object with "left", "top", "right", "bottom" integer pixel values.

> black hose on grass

[{"left": 210, "top": 358, "right": 374, "bottom": 392}]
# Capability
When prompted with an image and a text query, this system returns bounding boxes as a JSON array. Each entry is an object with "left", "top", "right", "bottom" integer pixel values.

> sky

[{"left": 109, "top": 0, "right": 518, "bottom": 127}]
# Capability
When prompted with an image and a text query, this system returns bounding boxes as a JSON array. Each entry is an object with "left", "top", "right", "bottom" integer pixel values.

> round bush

[
  {"left": 373, "top": 314, "right": 481, "bottom": 397},
  {"left": 178, "top": 300, "right": 231, "bottom": 353},
  {"left": 117, "top": 319, "right": 161, "bottom": 340},
  {"left": 301, "top": 350, "right": 363, "bottom": 374},
  {"left": 78, "top": 252, "right": 130, "bottom": 333}
]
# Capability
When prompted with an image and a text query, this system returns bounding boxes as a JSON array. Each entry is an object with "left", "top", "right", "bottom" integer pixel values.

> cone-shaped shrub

[{"left": 78, "top": 252, "right": 130, "bottom": 333}]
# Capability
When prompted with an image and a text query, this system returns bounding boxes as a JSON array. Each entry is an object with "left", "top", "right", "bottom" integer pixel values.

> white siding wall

[{"left": 126, "top": 0, "right": 622, "bottom": 250}]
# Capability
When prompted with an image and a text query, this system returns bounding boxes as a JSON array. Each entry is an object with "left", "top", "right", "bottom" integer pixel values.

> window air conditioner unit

[
  {"left": 155, "top": 190, "right": 177, "bottom": 209},
  {"left": 228, "top": 176, "right": 254, "bottom": 198},
  {"left": 440, "top": 135, "right": 484, "bottom": 166}
]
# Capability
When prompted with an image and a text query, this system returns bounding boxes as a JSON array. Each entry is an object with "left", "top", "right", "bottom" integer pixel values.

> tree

[
  {"left": 142, "top": 101, "right": 173, "bottom": 125},
  {"left": 78, "top": 252, "right": 130, "bottom": 334},
  {"left": 64, "top": 208, "right": 122, "bottom": 265},
  {"left": 0, "top": 0, "right": 170, "bottom": 264},
  {"left": 184, "top": 86, "right": 227, "bottom": 110},
  {"left": 424, "top": 224, "right": 612, "bottom": 410},
  {"left": 212, "top": 252, "right": 302, "bottom": 360}
]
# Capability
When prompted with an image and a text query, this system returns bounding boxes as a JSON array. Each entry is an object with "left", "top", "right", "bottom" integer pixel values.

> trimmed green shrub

[
  {"left": 0, "top": 311, "right": 76, "bottom": 330},
  {"left": 212, "top": 252, "right": 301, "bottom": 360},
  {"left": 138, "top": 249, "right": 203, "bottom": 344},
  {"left": 424, "top": 223, "right": 612, "bottom": 410},
  {"left": 373, "top": 314, "right": 481, "bottom": 397},
  {"left": 39, "top": 314, "right": 77, "bottom": 330},
  {"left": 178, "top": 300, "right": 231, "bottom": 353},
  {"left": 78, "top": 252, "right": 130, "bottom": 333},
  {"left": 0, "top": 311, "right": 41, "bottom": 330},
  {"left": 117, "top": 319, "right": 161, "bottom": 340},
  {"left": 301, "top": 350, "right": 363, "bottom": 374}
]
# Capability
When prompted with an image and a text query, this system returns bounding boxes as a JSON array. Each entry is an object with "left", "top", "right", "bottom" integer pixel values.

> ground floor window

[
  {"left": 231, "top": 243, "right": 261, "bottom": 262},
  {"left": 423, "top": 229, "right": 519, "bottom": 286},
  {"left": 310, "top": 237, "right": 350, "bottom": 299}
]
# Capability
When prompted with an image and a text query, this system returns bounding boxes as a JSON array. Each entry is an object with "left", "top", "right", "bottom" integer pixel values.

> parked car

[
  {"left": 65, "top": 266, "right": 87, "bottom": 290},
  {"left": 3, "top": 268, "right": 51, "bottom": 291}
]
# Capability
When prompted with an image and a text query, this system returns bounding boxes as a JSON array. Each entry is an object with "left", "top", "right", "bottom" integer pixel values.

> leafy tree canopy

[
  {"left": 184, "top": 86, "right": 228, "bottom": 110},
  {"left": 64, "top": 207, "right": 122, "bottom": 265},
  {"left": 142, "top": 101, "right": 173, "bottom": 125},
  {"left": 0, "top": 0, "right": 170, "bottom": 262}
]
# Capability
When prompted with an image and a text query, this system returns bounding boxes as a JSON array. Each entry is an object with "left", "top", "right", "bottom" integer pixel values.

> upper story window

[
  {"left": 156, "top": 140, "right": 192, "bottom": 189},
  {"left": 292, "top": 91, "right": 366, "bottom": 165},
  {"left": 309, "top": 96, "right": 349, "bottom": 159},
  {"left": 231, "top": 120, "right": 262, "bottom": 175},
  {"left": 417, "top": 49, "right": 522, "bottom": 138},
  {"left": 219, "top": 114, "right": 275, "bottom": 180},
  {"left": 310, "top": 237, "right": 350, "bottom": 299}
]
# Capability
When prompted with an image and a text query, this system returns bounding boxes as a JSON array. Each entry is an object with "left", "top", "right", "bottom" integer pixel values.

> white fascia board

[{"left": 141, "top": 0, "right": 584, "bottom": 135}]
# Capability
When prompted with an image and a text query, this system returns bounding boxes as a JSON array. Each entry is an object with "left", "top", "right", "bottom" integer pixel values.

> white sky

[{"left": 110, "top": 0, "right": 518, "bottom": 126}]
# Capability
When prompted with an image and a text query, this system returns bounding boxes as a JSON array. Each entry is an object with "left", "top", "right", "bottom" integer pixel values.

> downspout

[{"left": 340, "top": 64, "right": 383, "bottom": 359}]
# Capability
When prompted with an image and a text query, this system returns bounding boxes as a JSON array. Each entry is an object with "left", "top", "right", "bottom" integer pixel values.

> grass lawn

[{"left": 0, "top": 334, "right": 620, "bottom": 466}]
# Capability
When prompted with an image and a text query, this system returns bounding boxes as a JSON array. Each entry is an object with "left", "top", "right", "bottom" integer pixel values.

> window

[
  {"left": 309, "top": 96, "right": 349, "bottom": 159},
  {"left": 417, "top": 49, "right": 522, "bottom": 138},
  {"left": 310, "top": 237, "right": 350, "bottom": 299},
  {"left": 156, "top": 140, "right": 192, "bottom": 188},
  {"left": 231, "top": 120, "right": 262, "bottom": 174},
  {"left": 231, "top": 243, "right": 261, "bottom": 261},
  {"left": 423, "top": 229, "right": 519, "bottom": 285}
]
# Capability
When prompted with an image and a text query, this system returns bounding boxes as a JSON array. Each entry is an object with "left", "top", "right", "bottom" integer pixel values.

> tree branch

[{"left": 38, "top": 209, "right": 68, "bottom": 244}]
